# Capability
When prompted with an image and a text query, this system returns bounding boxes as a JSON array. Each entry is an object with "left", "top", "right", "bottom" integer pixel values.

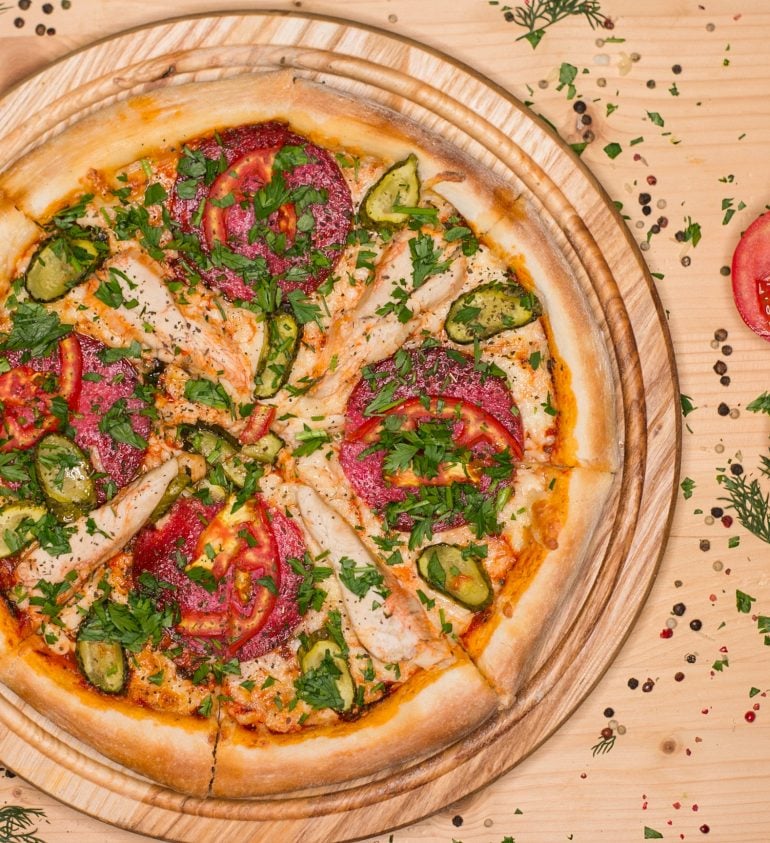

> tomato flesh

[
  {"left": 349, "top": 395, "right": 522, "bottom": 490},
  {"left": 239, "top": 404, "right": 276, "bottom": 445},
  {"left": 177, "top": 497, "right": 280, "bottom": 655},
  {"left": 731, "top": 211, "right": 770, "bottom": 341},
  {"left": 203, "top": 147, "right": 298, "bottom": 254},
  {"left": 0, "top": 335, "right": 82, "bottom": 452}
]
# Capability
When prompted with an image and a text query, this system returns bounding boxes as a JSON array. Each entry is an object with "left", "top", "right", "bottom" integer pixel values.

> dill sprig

[
  {"left": 591, "top": 734, "right": 616, "bottom": 756},
  {"left": 0, "top": 805, "right": 48, "bottom": 843},
  {"left": 490, "top": 0, "right": 608, "bottom": 48},
  {"left": 718, "top": 454, "right": 770, "bottom": 544}
]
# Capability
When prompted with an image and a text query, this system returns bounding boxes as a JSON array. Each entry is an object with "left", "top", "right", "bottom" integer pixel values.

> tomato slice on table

[
  {"left": 731, "top": 212, "right": 770, "bottom": 341},
  {"left": 0, "top": 334, "right": 82, "bottom": 452}
]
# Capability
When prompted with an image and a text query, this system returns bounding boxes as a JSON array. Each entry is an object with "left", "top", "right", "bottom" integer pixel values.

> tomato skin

[
  {"left": 177, "top": 497, "right": 280, "bottom": 655},
  {"left": 0, "top": 335, "right": 83, "bottom": 452},
  {"left": 352, "top": 395, "right": 524, "bottom": 461},
  {"left": 239, "top": 404, "right": 276, "bottom": 445},
  {"left": 732, "top": 212, "right": 770, "bottom": 341}
]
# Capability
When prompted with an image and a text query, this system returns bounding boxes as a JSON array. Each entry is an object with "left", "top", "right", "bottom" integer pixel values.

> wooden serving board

[{"left": 0, "top": 11, "right": 679, "bottom": 843}]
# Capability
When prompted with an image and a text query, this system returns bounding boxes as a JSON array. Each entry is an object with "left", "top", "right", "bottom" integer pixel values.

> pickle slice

[
  {"left": 254, "top": 313, "right": 300, "bottom": 399},
  {"left": 416, "top": 543, "right": 493, "bottom": 611},
  {"left": 240, "top": 432, "right": 284, "bottom": 465},
  {"left": 359, "top": 154, "right": 419, "bottom": 229},
  {"left": 444, "top": 280, "right": 542, "bottom": 344},
  {"left": 298, "top": 634, "right": 355, "bottom": 712},
  {"left": 0, "top": 503, "right": 47, "bottom": 558},
  {"left": 35, "top": 434, "right": 95, "bottom": 521},
  {"left": 75, "top": 636, "right": 127, "bottom": 695},
  {"left": 148, "top": 467, "right": 191, "bottom": 523},
  {"left": 25, "top": 229, "right": 107, "bottom": 302}
]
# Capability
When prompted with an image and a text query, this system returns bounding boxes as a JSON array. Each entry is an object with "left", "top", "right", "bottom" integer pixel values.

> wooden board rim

[{"left": 0, "top": 10, "right": 680, "bottom": 842}]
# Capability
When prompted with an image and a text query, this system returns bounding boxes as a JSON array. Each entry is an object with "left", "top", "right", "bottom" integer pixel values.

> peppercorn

[
  {"left": 647, "top": 175, "right": 657, "bottom": 185},
  {"left": 18, "top": 0, "right": 31, "bottom": 8},
  {"left": 713, "top": 361, "right": 727, "bottom": 375},
  {"left": 642, "top": 679, "right": 654, "bottom": 692},
  {"left": 711, "top": 506, "right": 724, "bottom": 518},
  {"left": 720, "top": 266, "right": 731, "bottom": 276},
  {"left": 673, "top": 602, "right": 686, "bottom": 616},
  {"left": 658, "top": 216, "right": 669, "bottom": 227},
  {"left": 720, "top": 376, "right": 731, "bottom": 386},
  {"left": 690, "top": 619, "right": 703, "bottom": 631},
  {"left": 573, "top": 100, "right": 587, "bottom": 114},
  {"left": 686, "top": 653, "right": 697, "bottom": 663},
  {"left": 601, "top": 727, "right": 613, "bottom": 739},
  {"left": 681, "top": 256, "right": 692, "bottom": 267},
  {"left": 581, "top": 114, "right": 592, "bottom": 125},
  {"left": 650, "top": 224, "right": 660, "bottom": 234},
  {"left": 646, "top": 80, "right": 656, "bottom": 89},
  {"left": 675, "top": 230, "right": 686, "bottom": 241},
  {"left": 672, "top": 64, "right": 683, "bottom": 74},
  {"left": 42, "top": 2, "right": 53, "bottom": 12},
  {"left": 717, "top": 402, "right": 730, "bottom": 416},
  {"left": 675, "top": 672, "right": 685, "bottom": 681},
  {"left": 722, "top": 344, "right": 733, "bottom": 355},
  {"left": 628, "top": 677, "right": 639, "bottom": 689},
  {"left": 46, "top": 26, "right": 55, "bottom": 35},
  {"left": 639, "top": 192, "right": 652, "bottom": 205},
  {"left": 604, "top": 707, "right": 615, "bottom": 718},
  {"left": 13, "top": 16, "right": 24, "bottom": 26},
  {"left": 452, "top": 815, "right": 463, "bottom": 827},
  {"left": 642, "top": 205, "right": 652, "bottom": 216},
  {"left": 731, "top": 463, "right": 743, "bottom": 475},
  {"left": 504, "top": 10, "right": 514, "bottom": 21},
  {"left": 700, "top": 539, "right": 711, "bottom": 552},
  {"left": 35, "top": 22, "right": 45, "bottom": 34},
  {"left": 715, "top": 328, "right": 728, "bottom": 341}
]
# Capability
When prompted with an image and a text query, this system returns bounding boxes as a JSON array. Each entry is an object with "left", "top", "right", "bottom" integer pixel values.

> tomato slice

[
  {"left": 353, "top": 395, "right": 523, "bottom": 456},
  {"left": 178, "top": 497, "right": 280, "bottom": 654},
  {"left": 732, "top": 212, "right": 770, "bottom": 341},
  {"left": 203, "top": 147, "right": 297, "bottom": 252},
  {"left": 0, "top": 335, "right": 82, "bottom": 452},
  {"left": 239, "top": 404, "right": 276, "bottom": 445},
  {"left": 349, "top": 395, "right": 522, "bottom": 490}
]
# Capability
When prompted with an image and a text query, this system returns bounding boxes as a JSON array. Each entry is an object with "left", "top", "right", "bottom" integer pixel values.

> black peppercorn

[
  {"left": 603, "top": 707, "right": 615, "bottom": 718},
  {"left": 675, "top": 230, "right": 686, "bottom": 241},
  {"left": 717, "top": 402, "right": 730, "bottom": 416},
  {"left": 581, "top": 114, "right": 592, "bottom": 125},
  {"left": 722, "top": 344, "right": 733, "bottom": 356},
  {"left": 711, "top": 506, "right": 724, "bottom": 518},
  {"left": 573, "top": 100, "right": 587, "bottom": 114},
  {"left": 642, "top": 679, "right": 655, "bottom": 692},
  {"left": 642, "top": 205, "right": 652, "bottom": 216},
  {"left": 639, "top": 192, "right": 652, "bottom": 205},
  {"left": 672, "top": 602, "right": 686, "bottom": 616},
  {"left": 686, "top": 653, "right": 697, "bottom": 663},
  {"left": 672, "top": 64, "right": 683, "bottom": 74},
  {"left": 715, "top": 328, "right": 728, "bottom": 341},
  {"left": 452, "top": 815, "right": 463, "bottom": 828},
  {"left": 730, "top": 463, "right": 743, "bottom": 475},
  {"left": 13, "top": 16, "right": 24, "bottom": 26},
  {"left": 690, "top": 619, "right": 703, "bottom": 631},
  {"left": 720, "top": 375, "right": 731, "bottom": 386},
  {"left": 699, "top": 539, "right": 711, "bottom": 551},
  {"left": 18, "top": 0, "right": 31, "bottom": 8},
  {"left": 628, "top": 677, "right": 639, "bottom": 689},
  {"left": 504, "top": 10, "right": 514, "bottom": 21},
  {"left": 42, "top": 2, "right": 53, "bottom": 12},
  {"left": 713, "top": 361, "right": 727, "bottom": 375}
]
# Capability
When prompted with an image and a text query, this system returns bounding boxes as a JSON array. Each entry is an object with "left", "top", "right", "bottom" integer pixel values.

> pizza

[{"left": 0, "top": 71, "right": 619, "bottom": 798}]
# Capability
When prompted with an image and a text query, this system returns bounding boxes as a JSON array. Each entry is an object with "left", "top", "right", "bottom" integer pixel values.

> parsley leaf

[
  {"left": 2, "top": 303, "right": 72, "bottom": 358},
  {"left": 98, "top": 398, "right": 148, "bottom": 450},
  {"left": 183, "top": 378, "right": 232, "bottom": 411}
]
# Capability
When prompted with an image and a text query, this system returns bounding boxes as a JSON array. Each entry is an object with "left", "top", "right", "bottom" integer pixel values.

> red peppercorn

[
  {"left": 745, "top": 711, "right": 756, "bottom": 722},
  {"left": 721, "top": 515, "right": 733, "bottom": 527},
  {"left": 647, "top": 175, "right": 657, "bottom": 185},
  {"left": 601, "top": 727, "right": 613, "bottom": 739},
  {"left": 700, "top": 825, "right": 710, "bottom": 834},
  {"left": 660, "top": 628, "right": 673, "bottom": 638}
]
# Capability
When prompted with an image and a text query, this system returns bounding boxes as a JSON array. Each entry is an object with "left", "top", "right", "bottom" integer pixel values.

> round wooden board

[{"left": 0, "top": 11, "right": 679, "bottom": 843}]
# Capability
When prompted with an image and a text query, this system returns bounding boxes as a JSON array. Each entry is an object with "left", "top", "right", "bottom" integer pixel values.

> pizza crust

[
  {"left": 211, "top": 659, "right": 498, "bottom": 798},
  {"left": 0, "top": 639, "right": 218, "bottom": 796},
  {"left": 464, "top": 466, "right": 616, "bottom": 703}
]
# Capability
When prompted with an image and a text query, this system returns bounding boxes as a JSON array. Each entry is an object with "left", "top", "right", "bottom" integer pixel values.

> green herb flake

[
  {"left": 680, "top": 477, "right": 695, "bottom": 500},
  {"left": 736, "top": 589, "right": 756, "bottom": 613},
  {"left": 603, "top": 142, "right": 623, "bottom": 160}
]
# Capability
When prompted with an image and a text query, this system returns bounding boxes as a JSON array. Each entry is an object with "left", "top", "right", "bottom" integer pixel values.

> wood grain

[
  {"left": 0, "top": 4, "right": 687, "bottom": 842},
  {"left": 0, "top": 3, "right": 696, "bottom": 840}
]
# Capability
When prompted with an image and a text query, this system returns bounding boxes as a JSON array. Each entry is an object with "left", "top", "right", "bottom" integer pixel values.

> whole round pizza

[{"left": 0, "top": 71, "right": 619, "bottom": 797}]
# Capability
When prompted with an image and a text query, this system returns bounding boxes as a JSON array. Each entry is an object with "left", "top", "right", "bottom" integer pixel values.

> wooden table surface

[{"left": 2, "top": 1, "right": 770, "bottom": 841}]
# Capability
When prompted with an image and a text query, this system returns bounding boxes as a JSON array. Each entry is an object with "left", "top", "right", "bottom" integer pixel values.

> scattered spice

[
  {"left": 628, "top": 677, "right": 639, "bottom": 689},
  {"left": 690, "top": 619, "right": 703, "bottom": 631},
  {"left": 673, "top": 602, "right": 686, "bottom": 616}
]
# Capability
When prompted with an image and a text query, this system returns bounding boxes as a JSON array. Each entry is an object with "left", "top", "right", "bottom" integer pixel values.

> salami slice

[
  {"left": 132, "top": 496, "right": 303, "bottom": 660},
  {"left": 2, "top": 333, "right": 148, "bottom": 491},
  {"left": 170, "top": 122, "right": 352, "bottom": 300},
  {"left": 340, "top": 346, "right": 524, "bottom": 531},
  {"left": 72, "top": 334, "right": 150, "bottom": 492}
]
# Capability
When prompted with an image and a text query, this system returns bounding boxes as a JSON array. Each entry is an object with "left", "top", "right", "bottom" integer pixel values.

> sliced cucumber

[
  {"left": 240, "top": 432, "right": 284, "bottom": 465},
  {"left": 180, "top": 424, "right": 262, "bottom": 488},
  {"left": 25, "top": 229, "right": 107, "bottom": 302},
  {"left": 35, "top": 434, "right": 95, "bottom": 521},
  {"left": 444, "top": 280, "right": 542, "bottom": 345},
  {"left": 298, "top": 634, "right": 355, "bottom": 712},
  {"left": 194, "top": 478, "right": 229, "bottom": 504},
  {"left": 416, "top": 543, "right": 493, "bottom": 611},
  {"left": 75, "top": 635, "right": 127, "bottom": 695},
  {"left": 148, "top": 467, "right": 191, "bottom": 523},
  {"left": 254, "top": 313, "right": 300, "bottom": 399},
  {"left": 0, "top": 503, "right": 47, "bottom": 558},
  {"left": 359, "top": 154, "right": 419, "bottom": 229}
]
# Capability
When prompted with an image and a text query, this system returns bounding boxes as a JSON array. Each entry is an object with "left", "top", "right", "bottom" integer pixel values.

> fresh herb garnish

[
  {"left": 491, "top": 0, "right": 607, "bottom": 49},
  {"left": 718, "top": 450, "right": 770, "bottom": 544},
  {"left": 99, "top": 398, "right": 148, "bottom": 450},
  {"left": 338, "top": 555, "right": 389, "bottom": 599},
  {"left": 2, "top": 302, "right": 72, "bottom": 358},
  {"left": 288, "top": 553, "right": 334, "bottom": 614},
  {"left": 183, "top": 378, "right": 233, "bottom": 412},
  {"left": 79, "top": 592, "right": 177, "bottom": 652}
]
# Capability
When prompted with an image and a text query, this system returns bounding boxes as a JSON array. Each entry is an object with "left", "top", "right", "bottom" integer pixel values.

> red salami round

[
  {"left": 340, "top": 346, "right": 524, "bottom": 531},
  {"left": 132, "top": 495, "right": 303, "bottom": 660},
  {"left": 169, "top": 122, "right": 352, "bottom": 300},
  {"left": 73, "top": 334, "right": 150, "bottom": 492}
]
